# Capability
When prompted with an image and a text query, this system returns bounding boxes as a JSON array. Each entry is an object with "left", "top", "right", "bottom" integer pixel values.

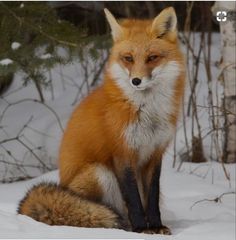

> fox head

[{"left": 104, "top": 8, "right": 184, "bottom": 93}]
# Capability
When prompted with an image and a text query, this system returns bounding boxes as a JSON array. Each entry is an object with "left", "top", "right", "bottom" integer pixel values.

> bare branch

[
  {"left": 0, "top": 98, "right": 64, "bottom": 132},
  {"left": 190, "top": 192, "right": 236, "bottom": 210}
]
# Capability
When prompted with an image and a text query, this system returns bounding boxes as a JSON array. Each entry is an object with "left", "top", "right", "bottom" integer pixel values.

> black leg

[
  {"left": 146, "top": 164, "right": 162, "bottom": 229},
  {"left": 118, "top": 168, "right": 147, "bottom": 232},
  {"left": 144, "top": 162, "right": 171, "bottom": 235}
]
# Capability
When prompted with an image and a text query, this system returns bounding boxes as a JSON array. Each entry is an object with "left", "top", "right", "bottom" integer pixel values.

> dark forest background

[{"left": 53, "top": 1, "right": 218, "bottom": 34}]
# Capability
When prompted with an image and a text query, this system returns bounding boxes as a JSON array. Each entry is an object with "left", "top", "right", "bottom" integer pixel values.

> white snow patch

[
  {"left": 0, "top": 58, "right": 13, "bottom": 65},
  {"left": 11, "top": 42, "right": 21, "bottom": 50},
  {"left": 40, "top": 53, "right": 52, "bottom": 59}
]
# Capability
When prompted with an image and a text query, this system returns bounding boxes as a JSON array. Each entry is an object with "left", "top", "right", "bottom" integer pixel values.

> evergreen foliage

[{"left": 0, "top": 2, "right": 109, "bottom": 101}]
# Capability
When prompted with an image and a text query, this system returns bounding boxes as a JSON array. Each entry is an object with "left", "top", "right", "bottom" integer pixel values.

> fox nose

[{"left": 132, "top": 78, "right": 142, "bottom": 86}]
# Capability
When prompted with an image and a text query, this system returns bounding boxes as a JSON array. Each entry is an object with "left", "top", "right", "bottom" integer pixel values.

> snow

[
  {"left": 40, "top": 53, "right": 52, "bottom": 59},
  {"left": 0, "top": 33, "right": 235, "bottom": 239},
  {"left": 11, "top": 42, "right": 21, "bottom": 50},
  {"left": 0, "top": 58, "right": 13, "bottom": 65},
  {"left": 0, "top": 161, "right": 235, "bottom": 239}
]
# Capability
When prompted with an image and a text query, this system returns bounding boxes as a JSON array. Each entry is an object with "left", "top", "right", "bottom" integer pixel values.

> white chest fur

[
  {"left": 124, "top": 89, "right": 175, "bottom": 165},
  {"left": 109, "top": 61, "right": 181, "bottom": 165}
]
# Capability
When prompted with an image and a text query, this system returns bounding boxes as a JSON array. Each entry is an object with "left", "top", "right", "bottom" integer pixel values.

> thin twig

[{"left": 190, "top": 192, "right": 236, "bottom": 210}]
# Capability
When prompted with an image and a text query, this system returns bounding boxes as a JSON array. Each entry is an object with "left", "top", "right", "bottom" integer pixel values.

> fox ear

[
  {"left": 151, "top": 7, "right": 177, "bottom": 42},
  {"left": 104, "top": 8, "right": 123, "bottom": 41}
]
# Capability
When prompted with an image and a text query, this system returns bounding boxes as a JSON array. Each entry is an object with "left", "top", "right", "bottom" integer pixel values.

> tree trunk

[{"left": 213, "top": 2, "right": 236, "bottom": 163}]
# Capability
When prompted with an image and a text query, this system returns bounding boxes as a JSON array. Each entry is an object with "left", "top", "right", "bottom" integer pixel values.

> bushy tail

[{"left": 18, "top": 182, "right": 122, "bottom": 229}]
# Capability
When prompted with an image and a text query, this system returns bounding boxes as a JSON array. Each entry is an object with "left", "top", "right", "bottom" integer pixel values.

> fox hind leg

[
  {"left": 67, "top": 164, "right": 128, "bottom": 228},
  {"left": 67, "top": 164, "right": 103, "bottom": 202},
  {"left": 95, "top": 164, "right": 128, "bottom": 221}
]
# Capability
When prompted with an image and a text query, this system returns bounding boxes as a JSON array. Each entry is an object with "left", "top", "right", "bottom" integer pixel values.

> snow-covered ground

[
  {"left": 0, "top": 33, "right": 235, "bottom": 239},
  {"left": 0, "top": 160, "right": 235, "bottom": 239}
]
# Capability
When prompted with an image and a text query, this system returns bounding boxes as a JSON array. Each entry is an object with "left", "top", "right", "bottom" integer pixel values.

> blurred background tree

[{"left": 212, "top": 2, "right": 236, "bottom": 163}]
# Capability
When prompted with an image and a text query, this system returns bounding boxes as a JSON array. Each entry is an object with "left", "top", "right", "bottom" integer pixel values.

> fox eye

[
  {"left": 147, "top": 55, "right": 159, "bottom": 62},
  {"left": 123, "top": 55, "right": 134, "bottom": 63}
]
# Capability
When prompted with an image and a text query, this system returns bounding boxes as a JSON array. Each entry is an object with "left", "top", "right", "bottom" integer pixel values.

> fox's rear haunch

[{"left": 18, "top": 182, "right": 124, "bottom": 229}]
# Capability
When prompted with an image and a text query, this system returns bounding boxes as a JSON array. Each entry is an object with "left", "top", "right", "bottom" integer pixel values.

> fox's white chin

[
  {"left": 130, "top": 81, "right": 153, "bottom": 91},
  {"left": 133, "top": 86, "right": 147, "bottom": 91}
]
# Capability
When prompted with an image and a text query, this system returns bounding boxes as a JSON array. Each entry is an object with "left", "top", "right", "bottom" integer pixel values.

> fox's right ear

[{"left": 104, "top": 8, "right": 123, "bottom": 42}]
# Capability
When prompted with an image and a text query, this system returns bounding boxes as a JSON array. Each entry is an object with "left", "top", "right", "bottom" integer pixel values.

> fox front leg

[
  {"left": 142, "top": 152, "right": 171, "bottom": 235},
  {"left": 117, "top": 167, "right": 147, "bottom": 232}
]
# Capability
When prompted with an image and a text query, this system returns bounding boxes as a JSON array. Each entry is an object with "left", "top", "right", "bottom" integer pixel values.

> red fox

[{"left": 18, "top": 7, "right": 185, "bottom": 234}]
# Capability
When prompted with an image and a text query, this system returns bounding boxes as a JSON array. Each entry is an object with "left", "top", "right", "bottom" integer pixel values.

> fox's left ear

[{"left": 151, "top": 7, "right": 177, "bottom": 42}]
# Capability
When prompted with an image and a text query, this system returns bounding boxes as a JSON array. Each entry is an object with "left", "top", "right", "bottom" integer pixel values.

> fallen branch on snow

[{"left": 190, "top": 191, "right": 236, "bottom": 210}]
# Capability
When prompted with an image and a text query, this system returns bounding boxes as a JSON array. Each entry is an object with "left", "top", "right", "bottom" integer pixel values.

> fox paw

[{"left": 142, "top": 226, "right": 171, "bottom": 235}]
